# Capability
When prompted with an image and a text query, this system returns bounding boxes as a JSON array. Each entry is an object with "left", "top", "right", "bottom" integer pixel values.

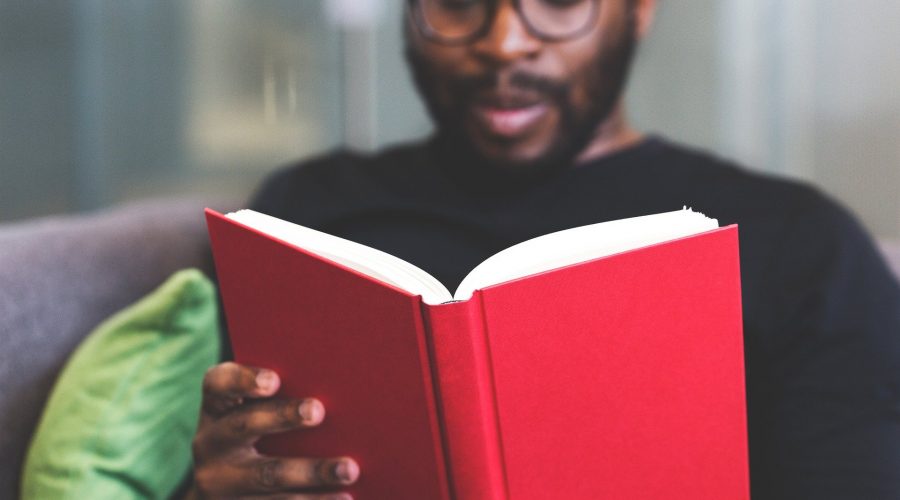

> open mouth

[{"left": 471, "top": 104, "right": 549, "bottom": 138}]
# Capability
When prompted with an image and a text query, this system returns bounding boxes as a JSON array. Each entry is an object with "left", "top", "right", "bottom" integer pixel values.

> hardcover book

[{"left": 205, "top": 208, "right": 749, "bottom": 500}]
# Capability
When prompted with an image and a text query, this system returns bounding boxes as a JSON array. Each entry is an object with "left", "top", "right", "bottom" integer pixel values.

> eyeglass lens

[{"left": 415, "top": 0, "right": 597, "bottom": 42}]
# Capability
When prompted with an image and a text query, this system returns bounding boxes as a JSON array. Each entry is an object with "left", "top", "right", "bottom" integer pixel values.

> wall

[{"left": 2, "top": 0, "right": 898, "bottom": 238}]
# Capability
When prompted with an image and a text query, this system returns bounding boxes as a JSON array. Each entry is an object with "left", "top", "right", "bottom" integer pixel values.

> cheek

[
  {"left": 414, "top": 46, "right": 470, "bottom": 103},
  {"left": 567, "top": 66, "right": 603, "bottom": 116},
  {"left": 547, "top": 37, "right": 605, "bottom": 97},
  {"left": 552, "top": 31, "right": 625, "bottom": 116}
]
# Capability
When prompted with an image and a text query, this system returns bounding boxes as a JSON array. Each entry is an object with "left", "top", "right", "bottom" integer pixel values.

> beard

[{"left": 405, "top": 11, "right": 638, "bottom": 182}]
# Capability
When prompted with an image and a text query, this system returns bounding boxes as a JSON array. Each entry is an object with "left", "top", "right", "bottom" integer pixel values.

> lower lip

[{"left": 472, "top": 103, "right": 549, "bottom": 138}]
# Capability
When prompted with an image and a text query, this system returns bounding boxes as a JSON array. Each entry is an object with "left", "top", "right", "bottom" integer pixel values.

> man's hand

[{"left": 189, "top": 362, "right": 359, "bottom": 499}]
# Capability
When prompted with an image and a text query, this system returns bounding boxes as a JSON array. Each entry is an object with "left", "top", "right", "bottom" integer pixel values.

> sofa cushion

[{"left": 21, "top": 268, "right": 220, "bottom": 499}]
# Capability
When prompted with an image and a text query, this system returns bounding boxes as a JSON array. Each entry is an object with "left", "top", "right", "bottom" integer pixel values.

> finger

[
  {"left": 210, "top": 398, "right": 325, "bottom": 445},
  {"left": 248, "top": 456, "right": 359, "bottom": 492},
  {"left": 212, "top": 456, "right": 359, "bottom": 495},
  {"left": 203, "top": 362, "right": 280, "bottom": 398},
  {"left": 202, "top": 362, "right": 280, "bottom": 416}
]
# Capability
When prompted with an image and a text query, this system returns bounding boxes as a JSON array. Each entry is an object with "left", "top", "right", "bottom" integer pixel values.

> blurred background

[{"left": 1, "top": 0, "right": 898, "bottom": 238}]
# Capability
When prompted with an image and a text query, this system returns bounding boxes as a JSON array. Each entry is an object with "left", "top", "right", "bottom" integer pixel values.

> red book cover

[
  {"left": 206, "top": 209, "right": 749, "bottom": 500},
  {"left": 206, "top": 210, "right": 450, "bottom": 499}
]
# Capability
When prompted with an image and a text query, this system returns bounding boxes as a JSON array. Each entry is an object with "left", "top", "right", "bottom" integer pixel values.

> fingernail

[
  {"left": 255, "top": 370, "right": 277, "bottom": 391},
  {"left": 298, "top": 398, "right": 325, "bottom": 424},
  {"left": 333, "top": 458, "right": 360, "bottom": 484}
]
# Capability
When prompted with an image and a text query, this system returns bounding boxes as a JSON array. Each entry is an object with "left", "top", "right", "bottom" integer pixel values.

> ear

[{"left": 633, "top": 0, "right": 657, "bottom": 39}]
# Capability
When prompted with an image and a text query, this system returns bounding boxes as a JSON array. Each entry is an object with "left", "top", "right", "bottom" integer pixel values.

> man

[{"left": 188, "top": 0, "right": 900, "bottom": 498}]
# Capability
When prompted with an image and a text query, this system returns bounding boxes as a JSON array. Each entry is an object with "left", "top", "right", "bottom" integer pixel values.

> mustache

[{"left": 452, "top": 70, "right": 570, "bottom": 101}]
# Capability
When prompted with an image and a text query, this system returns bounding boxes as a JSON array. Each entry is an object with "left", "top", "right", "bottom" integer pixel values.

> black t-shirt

[{"left": 248, "top": 136, "right": 900, "bottom": 499}]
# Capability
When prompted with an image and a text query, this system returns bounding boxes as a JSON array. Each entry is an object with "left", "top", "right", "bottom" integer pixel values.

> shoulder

[
  {"left": 650, "top": 138, "right": 832, "bottom": 220},
  {"left": 650, "top": 137, "right": 890, "bottom": 303},
  {"left": 647, "top": 138, "right": 865, "bottom": 251},
  {"left": 251, "top": 141, "right": 429, "bottom": 200},
  {"left": 247, "top": 141, "right": 431, "bottom": 220}
]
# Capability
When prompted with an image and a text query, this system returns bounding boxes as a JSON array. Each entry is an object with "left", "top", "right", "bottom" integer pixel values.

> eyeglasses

[{"left": 408, "top": 0, "right": 601, "bottom": 45}]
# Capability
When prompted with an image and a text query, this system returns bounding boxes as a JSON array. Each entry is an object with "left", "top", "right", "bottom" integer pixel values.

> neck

[{"left": 574, "top": 101, "right": 643, "bottom": 165}]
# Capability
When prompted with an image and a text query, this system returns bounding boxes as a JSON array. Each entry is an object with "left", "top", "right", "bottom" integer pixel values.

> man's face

[{"left": 406, "top": 0, "right": 639, "bottom": 174}]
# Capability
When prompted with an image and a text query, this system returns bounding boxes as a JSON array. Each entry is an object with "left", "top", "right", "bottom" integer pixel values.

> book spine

[{"left": 423, "top": 293, "right": 507, "bottom": 500}]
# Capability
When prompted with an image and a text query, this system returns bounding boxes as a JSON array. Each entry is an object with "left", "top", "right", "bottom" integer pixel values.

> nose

[{"left": 471, "top": 2, "right": 542, "bottom": 66}]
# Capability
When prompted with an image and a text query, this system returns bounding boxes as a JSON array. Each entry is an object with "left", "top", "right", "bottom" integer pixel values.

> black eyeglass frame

[{"left": 407, "top": 0, "right": 602, "bottom": 45}]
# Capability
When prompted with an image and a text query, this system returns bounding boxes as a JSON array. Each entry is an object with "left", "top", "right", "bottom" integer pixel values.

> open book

[
  {"left": 224, "top": 208, "right": 720, "bottom": 304},
  {"left": 206, "top": 208, "right": 749, "bottom": 500}
]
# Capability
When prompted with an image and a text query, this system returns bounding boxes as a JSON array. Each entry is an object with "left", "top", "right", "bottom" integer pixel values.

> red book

[{"left": 206, "top": 208, "right": 749, "bottom": 500}]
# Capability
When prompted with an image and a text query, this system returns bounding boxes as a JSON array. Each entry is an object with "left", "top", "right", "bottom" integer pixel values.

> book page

[
  {"left": 453, "top": 209, "right": 718, "bottom": 300},
  {"left": 226, "top": 210, "right": 454, "bottom": 304}
]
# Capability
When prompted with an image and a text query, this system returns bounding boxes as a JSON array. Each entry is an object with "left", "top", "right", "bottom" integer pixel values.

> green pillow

[{"left": 21, "top": 269, "right": 221, "bottom": 499}]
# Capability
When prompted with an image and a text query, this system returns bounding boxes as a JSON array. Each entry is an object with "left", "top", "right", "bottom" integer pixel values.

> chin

[
  {"left": 479, "top": 147, "right": 544, "bottom": 168},
  {"left": 473, "top": 147, "right": 569, "bottom": 180},
  {"left": 471, "top": 134, "right": 567, "bottom": 171},
  {"left": 466, "top": 131, "right": 549, "bottom": 165}
]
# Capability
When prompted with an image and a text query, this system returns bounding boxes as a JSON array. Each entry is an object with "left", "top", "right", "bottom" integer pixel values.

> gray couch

[
  {"left": 1, "top": 199, "right": 898, "bottom": 498},
  {"left": 0, "top": 197, "right": 238, "bottom": 497}
]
